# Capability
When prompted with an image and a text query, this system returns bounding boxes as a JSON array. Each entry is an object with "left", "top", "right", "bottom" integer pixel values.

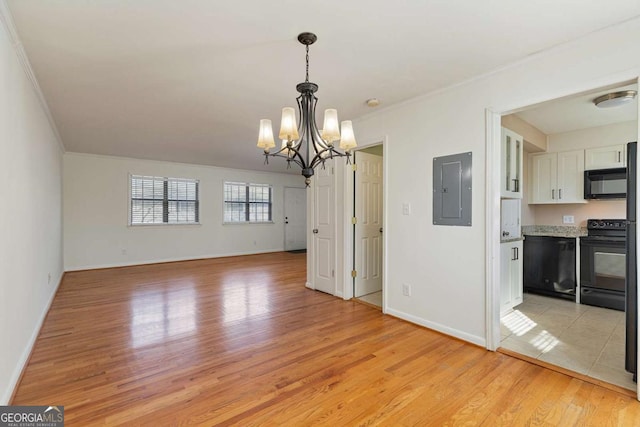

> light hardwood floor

[{"left": 12, "top": 252, "right": 640, "bottom": 425}]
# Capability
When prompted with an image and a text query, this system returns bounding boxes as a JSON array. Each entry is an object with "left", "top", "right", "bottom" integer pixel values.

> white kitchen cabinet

[
  {"left": 584, "top": 144, "right": 626, "bottom": 170},
  {"left": 501, "top": 128, "right": 523, "bottom": 198},
  {"left": 500, "top": 240, "right": 523, "bottom": 314},
  {"left": 501, "top": 199, "right": 521, "bottom": 241},
  {"left": 529, "top": 150, "right": 585, "bottom": 204}
]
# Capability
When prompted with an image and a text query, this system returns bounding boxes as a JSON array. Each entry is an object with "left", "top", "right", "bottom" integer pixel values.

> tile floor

[
  {"left": 500, "top": 292, "right": 635, "bottom": 391},
  {"left": 356, "top": 291, "right": 382, "bottom": 308}
]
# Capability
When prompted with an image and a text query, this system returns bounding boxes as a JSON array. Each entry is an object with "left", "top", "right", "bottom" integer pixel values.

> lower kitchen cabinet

[{"left": 500, "top": 240, "right": 523, "bottom": 314}]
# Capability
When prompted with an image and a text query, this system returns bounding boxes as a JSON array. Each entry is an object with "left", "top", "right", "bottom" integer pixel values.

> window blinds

[{"left": 130, "top": 175, "right": 199, "bottom": 225}]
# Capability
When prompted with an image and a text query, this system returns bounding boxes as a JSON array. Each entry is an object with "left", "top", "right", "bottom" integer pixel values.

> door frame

[
  {"left": 485, "top": 75, "right": 640, "bottom": 399},
  {"left": 342, "top": 136, "right": 388, "bottom": 312}
]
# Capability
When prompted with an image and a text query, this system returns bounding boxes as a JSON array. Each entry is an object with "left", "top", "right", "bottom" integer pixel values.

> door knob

[
  {"left": 379, "top": 227, "right": 383, "bottom": 233},
  {"left": 312, "top": 229, "right": 319, "bottom": 234}
]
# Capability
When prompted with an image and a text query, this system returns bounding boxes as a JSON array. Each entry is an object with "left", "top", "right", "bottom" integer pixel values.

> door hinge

[
  {"left": 331, "top": 167, "right": 334, "bottom": 175},
  {"left": 352, "top": 164, "right": 357, "bottom": 171},
  {"left": 352, "top": 217, "right": 357, "bottom": 225},
  {"left": 351, "top": 270, "right": 357, "bottom": 278}
]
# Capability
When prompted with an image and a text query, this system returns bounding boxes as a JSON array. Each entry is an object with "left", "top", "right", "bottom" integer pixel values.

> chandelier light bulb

[
  {"left": 257, "top": 119, "right": 275, "bottom": 150},
  {"left": 322, "top": 109, "right": 340, "bottom": 144},
  {"left": 279, "top": 107, "right": 299, "bottom": 141},
  {"left": 339, "top": 121, "right": 357, "bottom": 151}
]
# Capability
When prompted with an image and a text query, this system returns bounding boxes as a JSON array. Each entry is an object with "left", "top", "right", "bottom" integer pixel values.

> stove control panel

[{"left": 587, "top": 219, "right": 627, "bottom": 230}]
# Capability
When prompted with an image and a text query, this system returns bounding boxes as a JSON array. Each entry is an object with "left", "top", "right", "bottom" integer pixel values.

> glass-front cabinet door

[{"left": 501, "top": 127, "right": 523, "bottom": 199}]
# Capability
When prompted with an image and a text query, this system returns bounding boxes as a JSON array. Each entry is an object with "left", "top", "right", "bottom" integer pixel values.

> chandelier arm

[
  {"left": 295, "top": 94, "right": 304, "bottom": 142},
  {"left": 308, "top": 147, "right": 348, "bottom": 170},
  {"left": 308, "top": 95, "right": 331, "bottom": 151},
  {"left": 266, "top": 145, "right": 292, "bottom": 158},
  {"left": 285, "top": 146, "right": 309, "bottom": 170},
  {"left": 267, "top": 151, "right": 305, "bottom": 169},
  {"left": 302, "top": 92, "right": 315, "bottom": 167}
]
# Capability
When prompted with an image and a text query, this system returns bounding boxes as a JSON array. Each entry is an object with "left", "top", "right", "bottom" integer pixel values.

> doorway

[
  {"left": 488, "top": 79, "right": 639, "bottom": 395},
  {"left": 284, "top": 187, "right": 307, "bottom": 252},
  {"left": 353, "top": 144, "right": 384, "bottom": 308}
]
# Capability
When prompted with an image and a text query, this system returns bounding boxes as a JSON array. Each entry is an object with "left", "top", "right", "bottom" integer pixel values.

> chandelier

[{"left": 257, "top": 32, "right": 357, "bottom": 186}]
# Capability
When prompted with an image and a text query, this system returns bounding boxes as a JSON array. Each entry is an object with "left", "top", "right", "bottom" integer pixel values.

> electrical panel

[{"left": 433, "top": 152, "right": 472, "bottom": 226}]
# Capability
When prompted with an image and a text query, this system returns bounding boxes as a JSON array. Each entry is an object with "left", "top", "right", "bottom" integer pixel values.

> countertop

[
  {"left": 501, "top": 236, "right": 524, "bottom": 243},
  {"left": 521, "top": 225, "right": 587, "bottom": 238}
]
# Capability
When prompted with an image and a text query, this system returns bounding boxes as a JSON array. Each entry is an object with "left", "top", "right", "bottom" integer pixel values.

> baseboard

[
  {"left": 2, "top": 271, "right": 64, "bottom": 405},
  {"left": 385, "top": 307, "right": 486, "bottom": 347},
  {"left": 64, "top": 249, "right": 285, "bottom": 272}
]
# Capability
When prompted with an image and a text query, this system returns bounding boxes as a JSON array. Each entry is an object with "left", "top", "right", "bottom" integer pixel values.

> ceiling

[
  {"left": 516, "top": 83, "right": 638, "bottom": 135},
  {"left": 7, "top": 1, "right": 640, "bottom": 174}
]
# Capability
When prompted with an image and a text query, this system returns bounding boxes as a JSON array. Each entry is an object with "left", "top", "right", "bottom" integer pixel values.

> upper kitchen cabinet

[
  {"left": 501, "top": 128, "right": 523, "bottom": 198},
  {"left": 585, "top": 144, "right": 626, "bottom": 170},
  {"left": 529, "top": 150, "right": 586, "bottom": 204}
]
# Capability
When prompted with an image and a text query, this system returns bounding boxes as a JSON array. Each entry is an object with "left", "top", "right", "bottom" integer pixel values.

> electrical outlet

[
  {"left": 402, "top": 283, "right": 412, "bottom": 297},
  {"left": 402, "top": 202, "right": 411, "bottom": 215},
  {"left": 563, "top": 215, "right": 575, "bottom": 224}
]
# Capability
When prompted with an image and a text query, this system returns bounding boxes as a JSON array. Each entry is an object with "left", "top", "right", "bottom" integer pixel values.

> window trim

[
  {"left": 128, "top": 174, "right": 201, "bottom": 226},
  {"left": 222, "top": 181, "right": 274, "bottom": 225}
]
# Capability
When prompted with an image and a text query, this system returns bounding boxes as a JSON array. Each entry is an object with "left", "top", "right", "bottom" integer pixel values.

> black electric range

[{"left": 580, "top": 219, "right": 626, "bottom": 311}]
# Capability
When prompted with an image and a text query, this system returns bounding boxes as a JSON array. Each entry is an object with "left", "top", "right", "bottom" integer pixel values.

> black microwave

[{"left": 584, "top": 167, "right": 627, "bottom": 199}]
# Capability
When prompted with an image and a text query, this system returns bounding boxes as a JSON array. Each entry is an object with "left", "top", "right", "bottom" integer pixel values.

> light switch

[
  {"left": 402, "top": 202, "right": 411, "bottom": 215},
  {"left": 563, "top": 215, "right": 575, "bottom": 224}
]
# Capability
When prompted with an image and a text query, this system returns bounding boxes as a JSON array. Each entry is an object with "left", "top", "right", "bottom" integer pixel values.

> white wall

[
  {"left": 546, "top": 120, "right": 637, "bottom": 153},
  {"left": 64, "top": 153, "right": 303, "bottom": 270},
  {"left": 351, "top": 18, "right": 640, "bottom": 346},
  {"left": 0, "top": 8, "right": 64, "bottom": 403}
]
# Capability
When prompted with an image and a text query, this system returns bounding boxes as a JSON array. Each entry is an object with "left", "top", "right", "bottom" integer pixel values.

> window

[
  {"left": 130, "top": 175, "right": 199, "bottom": 225},
  {"left": 224, "top": 182, "right": 272, "bottom": 223}
]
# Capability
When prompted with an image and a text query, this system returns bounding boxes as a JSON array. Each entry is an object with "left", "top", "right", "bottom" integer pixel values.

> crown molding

[{"left": 0, "top": 0, "right": 65, "bottom": 153}]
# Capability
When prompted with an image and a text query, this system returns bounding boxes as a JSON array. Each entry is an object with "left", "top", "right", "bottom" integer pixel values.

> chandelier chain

[{"left": 305, "top": 45, "right": 309, "bottom": 83}]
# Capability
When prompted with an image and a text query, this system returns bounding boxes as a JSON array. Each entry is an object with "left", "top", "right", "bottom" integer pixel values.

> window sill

[
  {"left": 223, "top": 221, "right": 275, "bottom": 226},
  {"left": 128, "top": 222, "right": 202, "bottom": 228}
]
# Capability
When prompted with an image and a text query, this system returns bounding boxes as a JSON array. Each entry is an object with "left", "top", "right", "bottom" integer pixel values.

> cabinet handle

[
  {"left": 559, "top": 189, "right": 562, "bottom": 199},
  {"left": 552, "top": 189, "right": 555, "bottom": 199},
  {"left": 515, "top": 247, "right": 519, "bottom": 260},
  {"left": 512, "top": 247, "right": 518, "bottom": 261},
  {"left": 618, "top": 151, "right": 622, "bottom": 163},
  {"left": 512, "top": 178, "right": 519, "bottom": 193}
]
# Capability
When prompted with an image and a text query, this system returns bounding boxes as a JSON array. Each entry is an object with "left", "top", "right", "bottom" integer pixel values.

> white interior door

[
  {"left": 313, "top": 164, "right": 335, "bottom": 294},
  {"left": 354, "top": 151, "right": 383, "bottom": 297},
  {"left": 284, "top": 187, "right": 307, "bottom": 251}
]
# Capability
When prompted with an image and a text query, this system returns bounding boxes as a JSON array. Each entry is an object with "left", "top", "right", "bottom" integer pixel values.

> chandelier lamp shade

[{"left": 257, "top": 32, "right": 357, "bottom": 186}]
